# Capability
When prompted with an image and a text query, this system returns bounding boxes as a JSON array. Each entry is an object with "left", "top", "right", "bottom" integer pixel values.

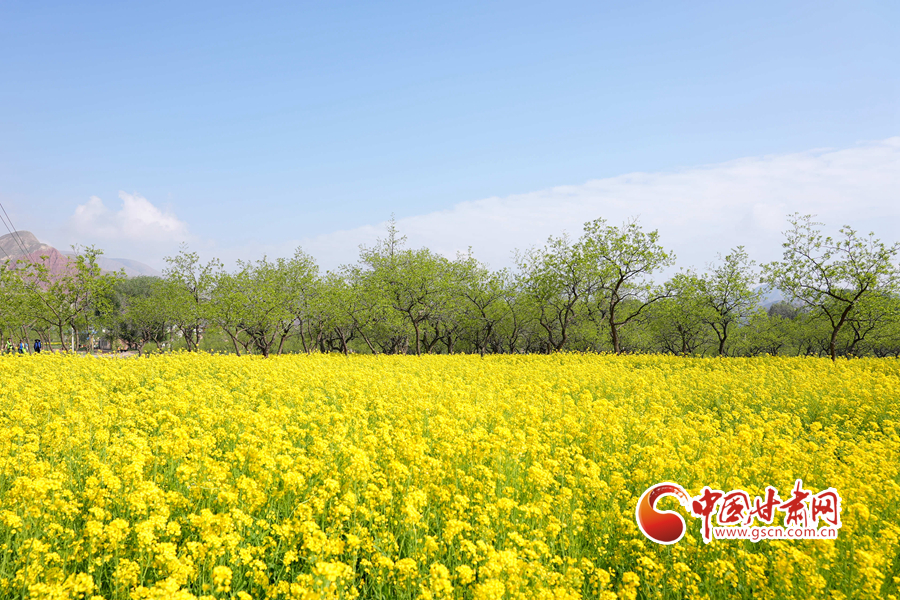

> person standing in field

[
  {"left": 18, "top": 340, "right": 25, "bottom": 354},
  {"left": 33, "top": 339, "right": 41, "bottom": 354},
  {"left": 5, "top": 338, "right": 12, "bottom": 354}
]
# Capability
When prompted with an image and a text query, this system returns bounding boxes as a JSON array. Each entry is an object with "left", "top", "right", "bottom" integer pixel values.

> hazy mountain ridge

[
  {"left": 0, "top": 230, "right": 53, "bottom": 260},
  {"left": 62, "top": 254, "right": 163, "bottom": 278},
  {"left": 0, "top": 231, "right": 161, "bottom": 278}
]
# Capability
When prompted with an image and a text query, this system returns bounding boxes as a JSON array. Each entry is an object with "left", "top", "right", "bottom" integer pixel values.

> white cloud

[
  {"left": 68, "top": 192, "right": 190, "bottom": 244},
  {"left": 70, "top": 138, "right": 898, "bottom": 274},
  {"left": 292, "top": 137, "right": 900, "bottom": 273}
]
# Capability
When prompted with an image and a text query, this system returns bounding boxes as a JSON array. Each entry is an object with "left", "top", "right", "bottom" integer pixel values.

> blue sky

[{"left": 1, "top": 0, "right": 897, "bottom": 270}]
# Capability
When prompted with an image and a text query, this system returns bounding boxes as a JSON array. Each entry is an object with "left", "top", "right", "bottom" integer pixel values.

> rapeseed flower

[{"left": 0, "top": 352, "right": 897, "bottom": 598}]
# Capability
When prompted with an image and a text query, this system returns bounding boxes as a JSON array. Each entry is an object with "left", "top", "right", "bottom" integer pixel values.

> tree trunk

[
  {"left": 358, "top": 330, "right": 378, "bottom": 355},
  {"left": 181, "top": 326, "right": 194, "bottom": 351},
  {"left": 829, "top": 329, "right": 838, "bottom": 362},
  {"left": 830, "top": 303, "right": 856, "bottom": 362},
  {"left": 336, "top": 328, "right": 349, "bottom": 356},
  {"left": 298, "top": 321, "right": 309, "bottom": 354},
  {"left": 608, "top": 299, "right": 621, "bottom": 354},
  {"left": 226, "top": 331, "right": 242, "bottom": 356}
]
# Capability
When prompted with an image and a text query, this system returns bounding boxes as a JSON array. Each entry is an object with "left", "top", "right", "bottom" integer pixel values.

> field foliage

[{"left": 0, "top": 354, "right": 898, "bottom": 599}]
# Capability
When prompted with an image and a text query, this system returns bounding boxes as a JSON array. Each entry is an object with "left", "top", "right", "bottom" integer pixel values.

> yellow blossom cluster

[{"left": 0, "top": 353, "right": 898, "bottom": 599}]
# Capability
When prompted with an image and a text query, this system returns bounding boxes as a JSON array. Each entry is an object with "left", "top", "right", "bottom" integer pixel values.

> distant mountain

[
  {"left": 103, "top": 257, "right": 163, "bottom": 278},
  {"left": 19, "top": 246, "right": 74, "bottom": 278},
  {"left": 1, "top": 231, "right": 162, "bottom": 278},
  {"left": 756, "top": 284, "right": 785, "bottom": 308},
  {"left": 63, "top": 254, "right": 163, "bottom": 278},
  {"left": 0, "top": 230, "right": 53, "bottom": 260}
]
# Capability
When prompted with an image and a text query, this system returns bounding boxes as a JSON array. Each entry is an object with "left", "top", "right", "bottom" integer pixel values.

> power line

[
  {"left": 0, "top": 210, "right": 26, "bottom": 256},
  {"left": 0, "top": 201, "right": 46, "bottom": 296},
  {"left": 0, "top": 202, "right": 33, "bottom": 259},
  {"left": 0, "top": 234, "right": 16, "bottom": 264},
  {"left": 0, "top": 201, "right": 40, "bottom": 268},
  {"left": 0, "top": 219, "right": 25, "bottom": 263}
]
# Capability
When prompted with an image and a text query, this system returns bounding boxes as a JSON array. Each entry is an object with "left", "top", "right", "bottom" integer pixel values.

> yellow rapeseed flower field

[{"left": 0, "top": 353, "right": 898, "bottom": 600}]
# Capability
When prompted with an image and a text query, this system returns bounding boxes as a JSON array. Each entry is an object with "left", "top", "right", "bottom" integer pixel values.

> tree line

[{"left": 2, "top": 214, "right": 898, "bottom": 360}]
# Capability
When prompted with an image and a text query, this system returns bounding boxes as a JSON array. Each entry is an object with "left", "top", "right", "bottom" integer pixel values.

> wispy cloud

[
  {"left": 68, "top": 191, "right": 190, "bottom": 244},
  {"left": 68, "top": 138, "right": 899, "bottom": 274},
  {"left": 290, "top": 137, "right": 900, "bottom": 272}
]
